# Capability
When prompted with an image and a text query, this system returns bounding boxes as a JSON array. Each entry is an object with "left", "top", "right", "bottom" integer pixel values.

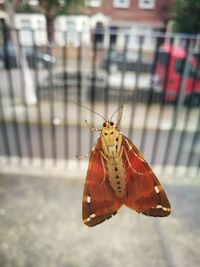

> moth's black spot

[
  {"left": 111, "top": 132, "right": 114, "bottom": 135},
  {"left": 118, "top": 186, "right": 121, "bottom": 189},
  {"left": 105, "top": 133, "right": 108, "bottom": 136},
  {"left": 116, "top": 145, "right": 118, "bottom": 149},
  {"left": 116, "top": 138, "right": 119, "bottom": 141},
  {"left": 110, "top": 121, "right": 114, "bottom": 126},
  {"left": 116, "top": 175, "right": 119, "bottom": 179},
  {"left": 117, "top": 181, "right": 120, "bottom": 185},
  {"left": 103, "top": 122, "right": 106, "bottom": 127},
  {"left": 115, "top": 167, "right": 118, "bottom": 171},
  {"left": 118, "top": 190, "right": 122, "bottom": 193}
]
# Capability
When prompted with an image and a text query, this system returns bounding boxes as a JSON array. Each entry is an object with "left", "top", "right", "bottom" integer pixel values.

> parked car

[
  {"left": 38, "top": 70, "right": 105, "bottom": 91},
  {"left": 152, "top": 44, "right": 200, "bottom": 102},
  {"left": 0, "top": 43, "right": 56, "bottom": 69},
  {"left": 101, "top": 50, "right": 153, "bottom": 73}
]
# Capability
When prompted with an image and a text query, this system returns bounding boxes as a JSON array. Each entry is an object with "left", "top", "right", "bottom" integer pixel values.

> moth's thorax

[
  {"left": 101, "top": 126, "right": 120, "bottom": 158},
  {"left": 101, "top": 125, "right": 127, "bottom": 198}
]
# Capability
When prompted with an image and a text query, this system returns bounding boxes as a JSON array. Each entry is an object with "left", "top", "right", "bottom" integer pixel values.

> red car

[{"left": 153, "top": 44, "right": 200, "bottom": 102}]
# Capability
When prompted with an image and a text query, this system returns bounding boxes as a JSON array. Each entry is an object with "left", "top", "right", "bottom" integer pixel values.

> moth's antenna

[
  {"left": 110, "top": 91, "right": 138, "bottom": 124},
  {"left": 110, "top": 105, "right": 123, "bottom": 122},
  {"left": 68, "top": 99, "right": 106, "bottom": 121}
]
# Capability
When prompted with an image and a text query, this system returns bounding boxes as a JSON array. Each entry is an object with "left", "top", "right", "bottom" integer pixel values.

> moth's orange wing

[
  {"left": 82, "top": 139, "right": 122, "bottom": 227},
  {"left": 122, "top": 136, "right": 171, "bottom": 217}
]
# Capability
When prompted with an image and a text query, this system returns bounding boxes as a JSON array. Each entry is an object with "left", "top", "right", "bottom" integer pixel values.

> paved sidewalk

[{"left": 0, "top": 173, "right": 199, "bottom": 267}]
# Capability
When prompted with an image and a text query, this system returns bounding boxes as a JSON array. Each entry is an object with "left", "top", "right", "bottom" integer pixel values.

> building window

[
  {"left": 67, "top": 20, "right": 77, "bottom": 43},
  {"left": 21, "top": 19, "right": 31, "bottom": 28},
  {"left": 85, "top": 0, "right": 102, "bottom": 7},
  {"left": 67, "top": 21, "right": 76, "bottom": 32},
  {"left": 37, "top": 20, "right": 43, "bottom": 30},
  {"left": 113, "top": 0, "right": 130, "bottom": 8},
  {"left": 139, "top": 0, "right": 155, "bottom": 9}
]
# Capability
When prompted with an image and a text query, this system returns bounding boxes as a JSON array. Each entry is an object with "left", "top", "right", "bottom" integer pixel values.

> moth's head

[
  {"left": 102, "top": 121, "right": 115, "bottom": 129},
  {"left": 101, "top": 121, "right": 117, "bottom": 143}
]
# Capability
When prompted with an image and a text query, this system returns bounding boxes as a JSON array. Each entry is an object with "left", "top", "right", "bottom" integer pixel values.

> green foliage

[
  {"left": 39, "top": 0, "right": 84, "bottom": 16},
  {"left": 173, "top": 0, "right": 200, "bottom": 34},
  {"left": 16, "top": 3, "right": 39, "bottom": 14}
]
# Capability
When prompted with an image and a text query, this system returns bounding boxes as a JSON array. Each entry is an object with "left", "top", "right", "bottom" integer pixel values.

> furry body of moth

[
  {"left": 82, "top": 115, "right": 171, "bottom": 227},
  {"left": 100, "top": 122, "right": 127, "bottom": 199}
]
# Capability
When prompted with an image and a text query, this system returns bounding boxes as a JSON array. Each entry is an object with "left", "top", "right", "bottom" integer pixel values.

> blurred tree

[
  {"left": 173, "top": 0, "right": 200, "bottom": 34},
  {"left": 38, "top": 0, "right": 84, "bottom": 42}
]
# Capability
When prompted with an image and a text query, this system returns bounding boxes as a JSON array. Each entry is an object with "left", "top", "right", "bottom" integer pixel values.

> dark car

[
  {"left": 0, "top": 43, "right": 56, "bottom": 69},
  {"left": 101, "top": 50, "right": 153, "bottom": 73},
  {"left": 38, "top": 70, "right": 105, "bottom": 90}
]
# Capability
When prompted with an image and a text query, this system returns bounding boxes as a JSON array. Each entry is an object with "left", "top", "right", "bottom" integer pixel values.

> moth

[{"left": 82, "top": 106, "right": 171, "bottom": 227}]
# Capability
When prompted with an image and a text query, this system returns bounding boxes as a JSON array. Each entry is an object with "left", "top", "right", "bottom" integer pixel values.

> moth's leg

[
  {"left": 76, "top": 138, "right": 100, "bottom": 160},
  {"left": 85, "top": 120, "right": 101, "bottom": 132},
  {"left": 76, "top": 154, "right": 88, "bottom": 160},
  {"left": 116, "top": 134, "right": 123, "bottom": 157},
  {"left": 101, "top": 136, "right": 109, "bottom": 157},
  {"left": 100, "top": 150, "right": 109, "bottom": 162},
  {"left": 99, "top": 151, "right": 107, "bottom": 185},
  {"left": 118, "top": 145, "right": 123, "bottom": 161},
  {"left": 123, "top": 147, "right": 145, "bottom": 175}
]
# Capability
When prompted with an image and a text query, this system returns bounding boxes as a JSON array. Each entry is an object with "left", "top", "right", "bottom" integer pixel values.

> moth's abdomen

[
  {"left": 106, "top": 159, "right": 127, "bottom": 199},
  {"left": 101, "top": 129, "right": 127, "bottom": 198}
]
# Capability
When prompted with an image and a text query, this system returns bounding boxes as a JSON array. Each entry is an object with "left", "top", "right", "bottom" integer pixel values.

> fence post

[{"left": 2, "top": 21, "right": 10, "bottom": 70}]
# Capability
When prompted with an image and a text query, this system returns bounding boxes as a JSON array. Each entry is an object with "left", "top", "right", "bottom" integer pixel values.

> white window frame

[
  {"left": 20, "top": 18, "right": 31, "bottom": 29},
  {"left": 113, "top": 0, "right": 130, "bottom": 9},
  {"left": 139, "top": 0, "right": 155, "bottom": 9},
  {"left": 85, "top": 0, "right": 102, "bottom": 7}
]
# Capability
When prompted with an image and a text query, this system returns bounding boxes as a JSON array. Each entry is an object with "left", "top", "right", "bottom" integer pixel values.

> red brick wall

[{"left": 83, "top": 0, "right": 174, "bottom": 26}]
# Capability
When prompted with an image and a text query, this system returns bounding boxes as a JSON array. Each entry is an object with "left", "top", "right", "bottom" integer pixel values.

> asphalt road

[
  {"left": 0, "top": 174, "right": 199, "bottom": 267},
  {"left": 0, "top": 123, "right": 199, "bottom": 167}
]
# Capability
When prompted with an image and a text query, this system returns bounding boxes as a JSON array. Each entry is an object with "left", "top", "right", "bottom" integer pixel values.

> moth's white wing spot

[
  {"left": 84, "top": 217, "right": 91, "bottom": 223},
  {"left": 156, "top": 205, "right": 171, "bottom": 212},
  {"left": 154, "top": 185, "right": 162, "bottom": 193},
  {"left": 162, "top": 207, "right": 171, "bottom": 212},
  {"left": 83, "top": 196, "right": 91, "bottom": 203},
  {"left": 83, "top": 213, "right": 97, "bottom": 223}
]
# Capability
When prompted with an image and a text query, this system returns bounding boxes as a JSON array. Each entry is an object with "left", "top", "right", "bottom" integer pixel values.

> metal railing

[{"left": 0, "top": 25, "right": 200, "bottom": 175}]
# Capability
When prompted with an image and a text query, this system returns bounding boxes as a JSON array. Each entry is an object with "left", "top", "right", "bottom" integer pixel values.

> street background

[{"left": 0, "top": 0, "right": 200, "bottom": 266}]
